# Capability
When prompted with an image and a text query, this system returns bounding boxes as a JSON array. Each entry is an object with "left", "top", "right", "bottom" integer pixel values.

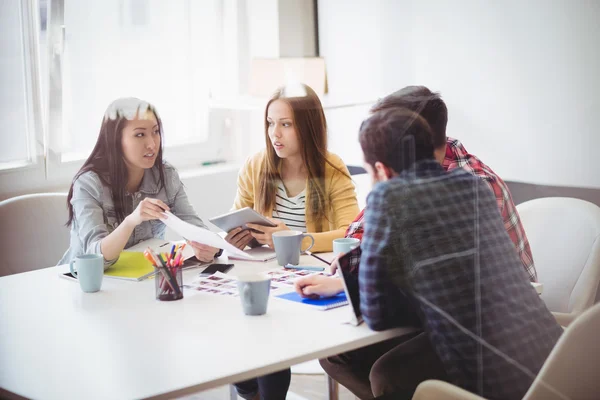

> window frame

[{"left": 0, "top": 0, "right": 45, "bottom": 173}]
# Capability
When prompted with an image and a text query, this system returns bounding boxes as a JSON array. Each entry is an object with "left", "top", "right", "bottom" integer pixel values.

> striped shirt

[{"left": 272, "top": 181, "right": 307, "bottom": 232}]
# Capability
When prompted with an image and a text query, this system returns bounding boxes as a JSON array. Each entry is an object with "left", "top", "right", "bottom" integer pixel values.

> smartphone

[
  {"left": 199, "top": 263, "right": 234, "bottom": 276},
  {"left": 59, "top": 272, "right": 78, "bottom": 282}
]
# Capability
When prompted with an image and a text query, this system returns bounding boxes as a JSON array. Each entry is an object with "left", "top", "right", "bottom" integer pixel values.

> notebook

[
  {"left": 104, "top": 252, "right": 155, "bottom": 281},
  {"left": 275, "top": 291, "right": 348, "bottom": 311}
]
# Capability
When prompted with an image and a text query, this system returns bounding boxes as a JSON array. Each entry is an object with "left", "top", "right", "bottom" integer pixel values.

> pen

[
  {"left": 285, "top": 264, "right": 325, "bottom": 272},
  {"left": 148, "top": 248, "right": 181, "bottom": 296},
  {"left": 305, "top": 251, "right": 332, "bottom": 266}
]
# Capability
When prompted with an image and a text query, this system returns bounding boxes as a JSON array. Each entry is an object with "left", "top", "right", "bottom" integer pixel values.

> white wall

[
  {"left": 178, "top": 165, "right": 240, "bottom": 229},
  {"left": 319, "top": 0, "right": 600, "bottom": 188}
]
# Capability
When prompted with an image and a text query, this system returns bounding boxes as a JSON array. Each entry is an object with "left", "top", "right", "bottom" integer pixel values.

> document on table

[
  {"left": 161, "top": 211, "right": 254, "bottom": 260},
  {"left": 183, "top": 268, "right": 327, "bottom": 297}
]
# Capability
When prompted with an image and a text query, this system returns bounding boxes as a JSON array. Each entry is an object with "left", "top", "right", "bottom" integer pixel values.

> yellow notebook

[{"left": 104, "top": 252, "right": 155, "bottom": 281}]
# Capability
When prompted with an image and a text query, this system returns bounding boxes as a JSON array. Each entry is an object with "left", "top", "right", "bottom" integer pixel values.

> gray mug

[
  {"left": 237, "top": 274, "right": 271, "bottom": 316},
  {"left": 69, "top": 254, "right": 104, "bottom": 293},
  {"left": 272, "top": 230, "right": 315, "bottom": 266}
]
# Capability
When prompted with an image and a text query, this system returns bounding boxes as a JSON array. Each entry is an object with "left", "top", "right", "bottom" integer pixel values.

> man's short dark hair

[
  {"left": 359, "top": 108, "right": 435, "bottom": 174},
  {"left": 371, "top": 86, "right": 448, "bottom": 149}
]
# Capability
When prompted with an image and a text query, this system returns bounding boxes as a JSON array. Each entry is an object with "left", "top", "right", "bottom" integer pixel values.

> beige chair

[
  {"left": 0, "top": 193, "right": 70, "bottom": 276},
  {"left": 412, "top": 302, "right": 600, "bottom": 400},
  {"left": 516, "top": 197, "right": 600, "bottom": 326}
]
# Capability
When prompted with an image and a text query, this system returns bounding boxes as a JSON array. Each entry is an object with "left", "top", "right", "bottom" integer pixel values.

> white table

[{"left": 0, "top": 254, "right": 417, "bottom": 400}]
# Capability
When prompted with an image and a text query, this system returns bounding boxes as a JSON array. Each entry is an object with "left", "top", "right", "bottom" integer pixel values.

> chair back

[
  {"left": 523, "top": 303, "right": 600, "bottom": 400},
  {"left": 516, "top": 197, "right": 600, "bottom": 314},
  {"left": 0, "top": 193, "right": 70, "bottom": 276}
]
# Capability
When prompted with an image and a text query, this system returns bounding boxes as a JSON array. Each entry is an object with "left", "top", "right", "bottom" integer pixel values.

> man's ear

[{"left": 374, "top": 161, "right": 393, "bottom": 181}]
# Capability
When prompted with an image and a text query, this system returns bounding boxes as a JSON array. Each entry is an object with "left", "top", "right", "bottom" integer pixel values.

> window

[
  {"left": 1, "top": 0, "right": 237, "bottom": 191},
  {"left": 0, "top": 0, "right": 43, "bottom": 170},
  {"left": 48, "top": 0, "right": 223, "bottom": 172}
]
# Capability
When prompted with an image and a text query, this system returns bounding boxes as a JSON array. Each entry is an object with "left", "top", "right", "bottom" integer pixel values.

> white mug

[{"left": 333, "top": 238, "right": 360, "bottom": 255}]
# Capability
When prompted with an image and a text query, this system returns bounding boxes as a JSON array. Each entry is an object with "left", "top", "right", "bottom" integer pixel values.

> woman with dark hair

[
  {"left": 59, "top": 97, "right": 219, "bottom": 267},
  {"left": 225, "top": 83, "right": 359, "bottom": 253},
  {"left": 227, "top": 84, "right": 359, "bottom": 400}
]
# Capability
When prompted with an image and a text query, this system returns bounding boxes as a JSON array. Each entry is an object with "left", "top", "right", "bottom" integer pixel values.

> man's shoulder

[
  {"left": 445, "top": 137, "right": 504, "bottom": 183},
  {"left": 371, "top": 177, "right": 402, "bottom": 199},
  {"left": 409, "top": 165, "right": 479, "bottom": 189}
]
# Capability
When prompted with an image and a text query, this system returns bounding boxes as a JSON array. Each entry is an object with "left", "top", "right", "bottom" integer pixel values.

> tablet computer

[
  {"left": 335, "top": 250, "right": 363, "bottom": 326},
  {"left": 209, "top": 207, "right": 277, "bottom": 233}
]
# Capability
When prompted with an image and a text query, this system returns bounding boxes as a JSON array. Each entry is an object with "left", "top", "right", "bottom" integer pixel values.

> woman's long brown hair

[
  {"left": 257, "top": 84, "right": 350, "bottom": 227},
  {"left": 66, "top": 100, "right": 165, "bottom": 227}
]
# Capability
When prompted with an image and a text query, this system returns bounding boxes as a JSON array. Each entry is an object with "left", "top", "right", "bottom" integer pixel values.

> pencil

[{"left": 305, "top": 250, "right": 332, "bottom": 266}]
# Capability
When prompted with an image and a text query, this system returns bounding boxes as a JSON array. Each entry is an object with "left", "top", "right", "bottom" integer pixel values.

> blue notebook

[{"left": 276, "top": 291, "right": 348, "bottom": 311}]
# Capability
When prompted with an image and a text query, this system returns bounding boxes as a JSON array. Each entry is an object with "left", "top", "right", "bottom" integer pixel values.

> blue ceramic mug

[
  {"left": 69, "top": 254, "right": 104, "bottom": 293},
  {"left": 237, "top": 273, "right": 271, "bottom": 316}
]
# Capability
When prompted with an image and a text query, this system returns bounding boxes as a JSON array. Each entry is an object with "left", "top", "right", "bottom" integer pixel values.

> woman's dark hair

[
  {"left": 359, "top": 108, "right": 435, "bottom": 174},
  {"left": 66, "top": 98, "right": 165, "bottom": 226}
]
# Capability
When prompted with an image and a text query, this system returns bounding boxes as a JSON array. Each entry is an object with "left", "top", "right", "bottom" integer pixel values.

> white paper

[
  {"left": 183, "top": 268, "right": 327, "bottom": 297},
  {"left": 229, "top": 246, "right": 277, "bottom": 262},
  {"left": 125, "top": 238, "right": 170, "bottom": 253},
  {"left": 162, "top": 212, "right": 255, "bottom": 260}
]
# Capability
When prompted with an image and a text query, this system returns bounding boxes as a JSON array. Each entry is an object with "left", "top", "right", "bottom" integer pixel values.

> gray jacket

[{"left": 59, "top": 162, "right": 206, "bottom": 267}]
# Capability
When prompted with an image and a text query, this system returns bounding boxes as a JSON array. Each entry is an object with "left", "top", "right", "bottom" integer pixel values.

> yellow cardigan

[{"left": 233, "top": 151, "right": 360, "bottom": 253}]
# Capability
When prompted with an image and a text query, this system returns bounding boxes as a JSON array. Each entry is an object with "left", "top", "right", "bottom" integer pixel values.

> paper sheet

[
  {"left": 183, "top": 268, "right": 327, "bottom": 297},
  {"left": 228, "top": 246, "right": 277, "bottom": 262},
  {"left": 161, "top": 212, "right": 254, "bottom": 260}
]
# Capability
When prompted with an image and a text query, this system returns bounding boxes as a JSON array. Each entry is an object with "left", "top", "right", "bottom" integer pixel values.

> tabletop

[{"left": 0, "top": 253, "right": 418, "bottom": 400}]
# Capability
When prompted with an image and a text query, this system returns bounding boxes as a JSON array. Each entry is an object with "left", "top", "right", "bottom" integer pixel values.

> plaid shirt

[
  {"left": 345, "top": 137, "right": 537, "bottom": 282},
  {"left": 443, "top": 138, "right": 536, "bottom": 282},
  {"left": 359, "top": 160, "right": 562, "bottom": 399}
]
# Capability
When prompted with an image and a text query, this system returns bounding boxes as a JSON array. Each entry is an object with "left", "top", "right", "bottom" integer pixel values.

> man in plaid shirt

[
  {"left": 346, "top": 86, "right": 536, "bottom": 282},
  {"left": 296, "top": 108, "right": 561, "bottom": 399}
]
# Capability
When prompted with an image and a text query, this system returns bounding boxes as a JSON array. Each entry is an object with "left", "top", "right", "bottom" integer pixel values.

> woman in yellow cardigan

[
  {"left": 226, "top": 83, "right": 359, "bottom": 255},
  {"left": 228, "top": 84, "right": 359, "bottom": 399}
]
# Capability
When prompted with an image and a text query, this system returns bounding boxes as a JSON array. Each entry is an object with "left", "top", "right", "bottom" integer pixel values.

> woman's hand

[
  {"left": 187, "top": 240, "right": 220, "bottom": 263},
  {"left": 125, "top": 198, "right": 170, "bottom": 227},
  {"left": 246, "top": 219, "right": 289, "bottom": 249},
  {"left": 294, "top": 275, "right": 344, "bottom": 299},
  {"left": 224, "top": 227, "right": 254, "bottom": 250}
]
